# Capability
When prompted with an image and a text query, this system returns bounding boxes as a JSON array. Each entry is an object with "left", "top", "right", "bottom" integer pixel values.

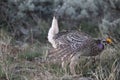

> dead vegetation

[
  {"left": 0, "top": 30, "right": 120, "bottom": 80},
  {"left": 0, "top": 0, "right": 120, "bottom": 80}
]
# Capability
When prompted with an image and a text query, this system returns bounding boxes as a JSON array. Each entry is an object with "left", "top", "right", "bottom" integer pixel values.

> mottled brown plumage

[
  {"left": 47, "top": 16, "right": 112, "bottom": 75},
  {"left": 48, "top": 30, "right": 104, "bottom": 60}
]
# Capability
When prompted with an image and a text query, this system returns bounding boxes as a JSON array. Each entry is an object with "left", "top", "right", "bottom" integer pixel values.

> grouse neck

[{"left": 98, "top": 43, "right": 104, "bottom": 50}]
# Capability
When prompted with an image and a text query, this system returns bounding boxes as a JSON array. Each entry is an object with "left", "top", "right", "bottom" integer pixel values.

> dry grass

[{"left": 0, "top": 30, "right": 120, "bottom": 80}]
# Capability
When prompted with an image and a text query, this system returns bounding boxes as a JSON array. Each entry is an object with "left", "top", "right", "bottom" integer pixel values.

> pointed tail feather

[{"left": 48, "top": 16, "right": 59, "bottom": 48}]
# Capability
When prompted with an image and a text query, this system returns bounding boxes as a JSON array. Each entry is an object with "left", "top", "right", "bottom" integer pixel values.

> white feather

[{"left": 48, "top": 16, "right": 59, "bottom": 48}]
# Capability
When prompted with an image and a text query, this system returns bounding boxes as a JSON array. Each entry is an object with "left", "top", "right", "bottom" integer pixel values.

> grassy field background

[
  {"left": 0, "top": 30, "right": 120, "bottom": 80},
  {"left": 0, "top": 0, "right": 120, "bottom": 79}
]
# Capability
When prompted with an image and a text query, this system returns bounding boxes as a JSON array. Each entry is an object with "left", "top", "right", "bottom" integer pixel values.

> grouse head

[
  {"left": 95, "top": 37, "right": 113, "bottom": 50},
  {"left": 102, "top": 37, "right": 113, "bottom": 45}
]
